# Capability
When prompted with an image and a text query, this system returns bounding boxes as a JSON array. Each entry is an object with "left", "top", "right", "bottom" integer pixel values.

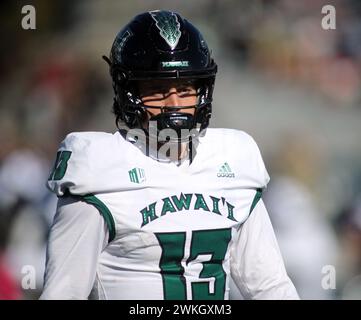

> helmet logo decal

[
  {"left": 150, "top": 11, "right": 181, "bottom": 50},
  {"left": 162, "top": 61, "right": 189, "bottom": 67},
  {"left": 113, "top": 29, "right": 132, "bottom": 60}
]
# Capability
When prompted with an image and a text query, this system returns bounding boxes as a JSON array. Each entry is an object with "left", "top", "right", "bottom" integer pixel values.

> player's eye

[
  {"left": 177, "top": 86, "right": 196, "bottom": 97},
  {"left": 140, "top": 87, "right": 165, "bottom": 99}
]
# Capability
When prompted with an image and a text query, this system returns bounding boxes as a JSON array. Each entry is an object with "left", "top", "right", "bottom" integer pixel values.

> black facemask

[{"left": 147, "top": 110, "right": 197, "bottom": 143}]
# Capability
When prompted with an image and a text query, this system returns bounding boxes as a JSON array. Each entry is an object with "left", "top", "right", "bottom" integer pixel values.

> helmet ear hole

[
  {"left": 112, "top": 69, "right": 128, "bottom": 84},
  {"left": 117, "top": 72, "right": 126, "bottom": 82}
]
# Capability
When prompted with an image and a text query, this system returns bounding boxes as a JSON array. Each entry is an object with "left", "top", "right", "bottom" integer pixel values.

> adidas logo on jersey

[
  {"left": 217, "top": 162, "right": 235, "bottom": 178},
  {"left": 129, "top": 167, "right": 146, "bottom": 184}
]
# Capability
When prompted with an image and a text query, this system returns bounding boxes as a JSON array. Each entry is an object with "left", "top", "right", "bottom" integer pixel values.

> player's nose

[{"left": 164, "top": 88, "right": 180, "bottom": 107}]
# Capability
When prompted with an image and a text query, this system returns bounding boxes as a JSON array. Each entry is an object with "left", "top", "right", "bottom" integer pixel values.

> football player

[{"left": 41, "top": 10, "right": 299, "bottom": 300}]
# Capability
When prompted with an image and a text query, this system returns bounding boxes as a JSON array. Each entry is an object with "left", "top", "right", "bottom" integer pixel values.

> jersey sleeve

[
  {"left": 47, "top": 133, "right": 92, "bottom": 197},
  {"left": 230, "top": 199, "right": 299, "bottom": 299},
  {"left": 40, "top": 196, "right": 108, "bottom": 300}
]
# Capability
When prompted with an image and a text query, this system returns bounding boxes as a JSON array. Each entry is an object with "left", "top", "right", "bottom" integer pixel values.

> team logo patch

[
  {"left": 129, "top": 167, "right": 146, "bottom": 184},
  {"left": 217, "top": 162, "right": 235, "bottom": 178},
  {"left": 150, "top": 10, "right": 181, "bottom": 50}
]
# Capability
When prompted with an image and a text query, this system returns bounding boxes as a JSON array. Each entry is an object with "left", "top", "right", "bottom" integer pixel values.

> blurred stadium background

[{"left": 0, "top": 0, "right": 360, "bottom": 299}]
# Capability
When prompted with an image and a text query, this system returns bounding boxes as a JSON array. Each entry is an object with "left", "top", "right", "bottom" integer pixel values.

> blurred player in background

[{"left": 40, "top": 10, "right": 298, "bottom": 300}]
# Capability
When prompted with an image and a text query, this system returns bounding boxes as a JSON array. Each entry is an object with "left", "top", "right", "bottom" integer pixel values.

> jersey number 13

[{"left": 155, "top": 228, "right": 232, "bottom": 300}]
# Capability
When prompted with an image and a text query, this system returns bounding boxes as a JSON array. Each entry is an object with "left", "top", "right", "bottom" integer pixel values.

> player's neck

[
  {"left": 156, "top": 141, "right": 189, "bottom": 162},
  {"left": 120, "top": 129, "right": 196, "bottom": 164}
]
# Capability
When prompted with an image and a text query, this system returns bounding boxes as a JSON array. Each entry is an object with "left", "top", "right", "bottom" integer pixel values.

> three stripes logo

[
  {"left": 129, "top": 167, "right": 146, "bottom": 184},
  {"left": 217, "top": 162, "right": 235, "bottom": 178}
]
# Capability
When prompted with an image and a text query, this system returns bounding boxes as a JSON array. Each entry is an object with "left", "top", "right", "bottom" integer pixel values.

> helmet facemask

[{"left": 111, "top": 73, "right": 215, "bottom": 143}]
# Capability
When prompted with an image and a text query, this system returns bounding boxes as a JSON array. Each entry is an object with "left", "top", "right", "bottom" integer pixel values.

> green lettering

[
  {"left": 226, "top": 202, "right": 237, "bottom": 222},
  {"left": 171, "top": 193, "right": 192, "bottom": 211},
  {"left": 209, "top": 196, "right": 221, "bottom": 215},
  {"left": 161, "top": 197, "right": 177, "bottom": 216},
  {"left": 140, "top": 202, "right": 158, "bottom": 227},
  {"left": 194, "top": 194, "right": 210, "bottom": 212}
]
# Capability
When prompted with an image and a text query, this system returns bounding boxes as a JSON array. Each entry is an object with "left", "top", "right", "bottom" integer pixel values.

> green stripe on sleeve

[
  {"left": 249, "top": 188, "right": 263, "bottom": 214},
  {"left": 81, "top": 194, "right": 116, "bottom": 243}
]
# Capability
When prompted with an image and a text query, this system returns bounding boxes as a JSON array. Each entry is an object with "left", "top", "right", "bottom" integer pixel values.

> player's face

[{"left": 139, "top": 79, "right": 197, "bottom": 117}]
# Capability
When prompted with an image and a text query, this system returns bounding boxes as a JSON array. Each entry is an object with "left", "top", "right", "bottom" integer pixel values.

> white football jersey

[{"left": 43, "top": 128, "right": 298, "bottom": 300}]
